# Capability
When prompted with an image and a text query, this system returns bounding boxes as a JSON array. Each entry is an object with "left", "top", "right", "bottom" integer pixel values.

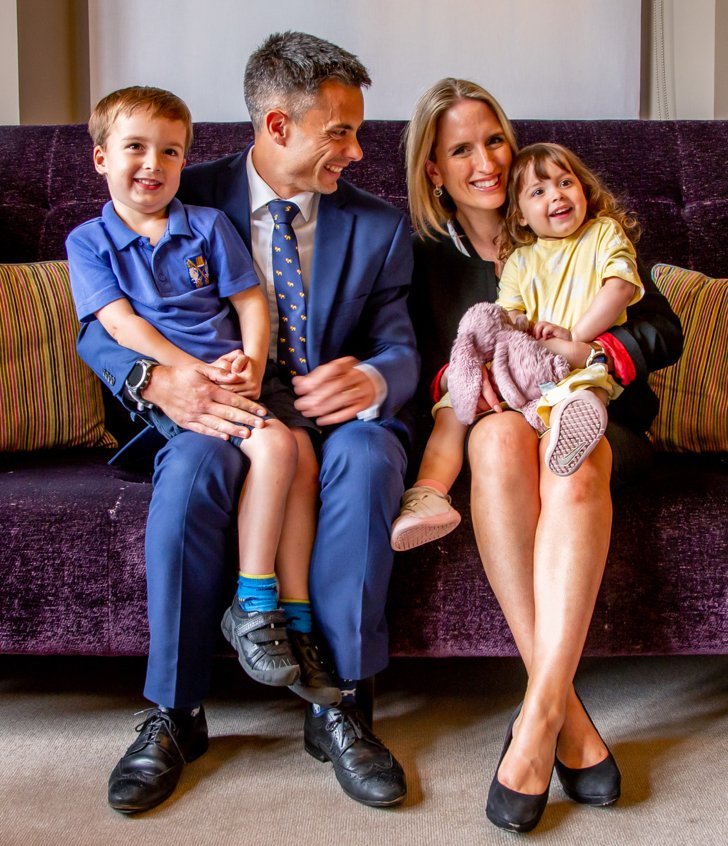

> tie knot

[{"left": 268, "top": 199, "right": 300, "bottom": 226}]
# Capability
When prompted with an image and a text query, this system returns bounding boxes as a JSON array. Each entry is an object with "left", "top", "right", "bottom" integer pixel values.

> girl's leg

[
  {"left": 468, "top": 411, "right": 613, "bottom": 793},
  {"left": 391, "top": 407, "right": 467, "bottom": 551},
  {"left": 416, "top": 406, "right": 469, "bottom": 491}
]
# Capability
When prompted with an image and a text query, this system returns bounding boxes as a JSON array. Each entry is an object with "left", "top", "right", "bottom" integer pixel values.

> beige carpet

[{"left": 0, "top": 654, "right": 726, "bottom": 846}]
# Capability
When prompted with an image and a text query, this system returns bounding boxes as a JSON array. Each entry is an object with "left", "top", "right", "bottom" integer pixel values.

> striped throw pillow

[
  {"left": 0, "top": 261, "right": 117, "bottom": 451},
  {"left": 648, "top": 264, "right": 727, "bottom": 453}
]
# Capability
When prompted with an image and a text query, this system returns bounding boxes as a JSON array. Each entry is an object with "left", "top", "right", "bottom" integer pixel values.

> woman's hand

[{"left": 475, "top": 364, "right": 503, "bottom": 413}]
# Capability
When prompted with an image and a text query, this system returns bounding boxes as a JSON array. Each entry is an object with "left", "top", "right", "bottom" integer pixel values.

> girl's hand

[{"left": 532, "top": 320, "right": 571, "bottom": 341}]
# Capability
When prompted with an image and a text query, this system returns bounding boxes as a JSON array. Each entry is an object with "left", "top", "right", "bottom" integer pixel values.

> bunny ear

[{"left": 448, "top": 332, "right": 486, "bottom": 425}]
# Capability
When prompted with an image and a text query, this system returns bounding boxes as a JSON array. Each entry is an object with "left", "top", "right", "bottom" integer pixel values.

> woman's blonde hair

[
  {"left": 403, "top": 78, "right": 518, "bottom": 238},
  {"left": 501, "top": 142, "right": 640, "bottom": 260}
]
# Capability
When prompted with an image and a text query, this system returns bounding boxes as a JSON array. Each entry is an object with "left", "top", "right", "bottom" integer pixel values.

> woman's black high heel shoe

[
  {"left": 486, "top": 705, "right": 554, "bottom": 833},
  {"left": 555, "top": 693, "right": 621, "bottom": 806}
]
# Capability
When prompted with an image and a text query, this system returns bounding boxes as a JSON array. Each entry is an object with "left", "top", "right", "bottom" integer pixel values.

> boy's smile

[{"left": 93, "top": 108, "right": 187, "bottom": 232}]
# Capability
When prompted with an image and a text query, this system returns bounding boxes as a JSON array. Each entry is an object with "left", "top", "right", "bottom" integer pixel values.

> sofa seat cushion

[
  {"left": 388, "top": 453, "right": 728, "bottom": 657},
  {"left": 0, "top": 450, "right": 149, "bottom": 655}
]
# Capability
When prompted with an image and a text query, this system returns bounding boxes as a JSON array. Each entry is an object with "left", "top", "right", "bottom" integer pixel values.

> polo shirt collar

[
  {"left": 101, "top": 198, "right": 192, "bottom": 249},
  {"left": 246, "top": 147, "right": 316, "bottom": 222}
]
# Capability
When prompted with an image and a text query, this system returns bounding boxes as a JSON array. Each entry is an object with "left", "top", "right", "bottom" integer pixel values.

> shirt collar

[
  {"left": 246, "top": 147, "right": 316, "bottom": 222},
  {"left": 101, "top": 198, "right": 192, "bottom": 249}
]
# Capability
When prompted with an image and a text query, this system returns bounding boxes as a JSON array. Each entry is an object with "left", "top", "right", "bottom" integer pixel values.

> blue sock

[
  {"left": 280, "top": 598, "right": 312, "bottom": 633},
  {"left": 237, "top": 573, "right": 278, "bottom": 613}
]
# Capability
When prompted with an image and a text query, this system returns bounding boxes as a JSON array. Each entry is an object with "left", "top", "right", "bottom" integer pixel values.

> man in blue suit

[{"left": 78, "top": 31, "right": 418, "bottom": 813}]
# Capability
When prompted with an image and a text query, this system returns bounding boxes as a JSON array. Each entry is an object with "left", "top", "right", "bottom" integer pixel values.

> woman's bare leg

[{"left": 468, "top": 412, "right": 613, "bottom": 793}]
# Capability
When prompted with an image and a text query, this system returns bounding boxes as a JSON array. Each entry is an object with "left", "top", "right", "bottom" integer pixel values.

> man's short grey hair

[{"left": 244, "top": 31, "right": 371, "bottom": 130}]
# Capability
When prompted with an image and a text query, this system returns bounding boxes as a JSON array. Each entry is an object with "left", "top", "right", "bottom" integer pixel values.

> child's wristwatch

[
  {"left": 584, "top": 342, "right": 609, "bottom": 369},
  {"left": 125, "top": 359, "right": 158, "bottom": 411}
]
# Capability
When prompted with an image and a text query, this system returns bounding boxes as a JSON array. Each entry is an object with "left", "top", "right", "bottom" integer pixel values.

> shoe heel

[
  {"left": 304, "top": 741, "right": 329, "bottom": 763},
  {"left": 184, "top": 735, "right": 210, "bottom": 763}
]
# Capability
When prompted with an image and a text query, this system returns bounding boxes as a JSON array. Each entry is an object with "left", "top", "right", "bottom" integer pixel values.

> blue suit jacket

[{"left": 77, "top": 147, "right": 419, "bottom": 451}]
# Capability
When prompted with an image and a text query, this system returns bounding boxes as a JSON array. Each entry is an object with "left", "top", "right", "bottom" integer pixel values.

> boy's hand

[
  {"left": 142, "top": 362, "right": 268, "bottom": 440},
  {"left": 532, "top": 320, "right": 571, "bottom": 341},
  {"left": 211, "top": 349, "right": 249, "bottom": 375},
  {"left": 211, "top": 356, "right": 263, "bottom": 399}
]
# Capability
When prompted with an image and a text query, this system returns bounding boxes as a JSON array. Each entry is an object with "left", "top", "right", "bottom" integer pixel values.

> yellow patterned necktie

[{"left": 268, "top": 200, "right": 308, "bottom": 379}]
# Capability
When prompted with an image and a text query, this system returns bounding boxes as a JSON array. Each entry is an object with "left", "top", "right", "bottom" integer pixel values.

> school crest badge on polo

[{"left": 185, "top": 255, "right": 210, "bottom": 288}]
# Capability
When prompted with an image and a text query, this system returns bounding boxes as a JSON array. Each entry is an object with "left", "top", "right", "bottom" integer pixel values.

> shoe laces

[{"left": 133, "top": 708, "right": 184, "bottom": 758}]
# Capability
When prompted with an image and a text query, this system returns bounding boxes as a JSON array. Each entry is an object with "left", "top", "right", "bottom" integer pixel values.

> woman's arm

[{"left": 601, "top": 258, "right": 683, "bottom": 382}]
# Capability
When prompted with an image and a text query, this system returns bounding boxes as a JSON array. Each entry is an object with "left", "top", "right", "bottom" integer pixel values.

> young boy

[{"left": 66, "top": 86, "right": 338, "bottom": 706}]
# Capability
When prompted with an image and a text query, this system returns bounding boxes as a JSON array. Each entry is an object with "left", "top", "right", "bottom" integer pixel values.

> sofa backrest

[{"left": 1, "top": 120, "right": 727, "bottom": 277}]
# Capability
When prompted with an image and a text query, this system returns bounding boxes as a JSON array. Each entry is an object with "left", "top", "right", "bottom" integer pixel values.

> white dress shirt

[{"left": 245, "top": 151, "right": 386, "bottom": 419}]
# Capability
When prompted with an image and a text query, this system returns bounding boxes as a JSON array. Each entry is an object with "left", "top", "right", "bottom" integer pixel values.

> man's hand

[
  {"left": 143, "top": 362, "right": 268, "bottom": 440},
  {"left": 292, "top": 356, "right": 377, "bottom": 426}
]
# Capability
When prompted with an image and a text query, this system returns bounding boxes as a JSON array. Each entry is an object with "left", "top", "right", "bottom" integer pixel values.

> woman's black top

[{"left": 407, "top": 226, "right": 684, "bottom": 434}]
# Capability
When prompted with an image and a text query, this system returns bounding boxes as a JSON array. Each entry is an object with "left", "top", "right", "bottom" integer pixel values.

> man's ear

[
  {"left": 93, "top": 145, "right": 107, "bottom": 175},
  {"left": 264, "top": 109, "right": 289, "bottom": 146}
]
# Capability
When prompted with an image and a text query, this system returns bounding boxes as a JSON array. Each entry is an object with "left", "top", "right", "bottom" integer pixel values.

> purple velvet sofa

[{"left": 1, "top": 120, "right": 726, "bottom": 658}]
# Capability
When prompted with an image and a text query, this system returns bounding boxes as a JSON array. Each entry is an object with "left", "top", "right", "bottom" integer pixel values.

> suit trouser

[{"left": 143, "top": 421, "right": 407, "bottom": 708}]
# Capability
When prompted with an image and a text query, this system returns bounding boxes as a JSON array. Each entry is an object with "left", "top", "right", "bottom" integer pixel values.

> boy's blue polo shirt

[{"left": 66, "top": 199, "right": 260, "bottom": 361}]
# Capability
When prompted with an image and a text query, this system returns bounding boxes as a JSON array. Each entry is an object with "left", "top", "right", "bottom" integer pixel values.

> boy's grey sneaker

[
  {"left": 221, "top": 601, "right": 299, "bottom": 686},
  {"left": 390, "top": 485, "right": 461, "bottom": 552},
  {"left": 287, "top": 630, "right": 342, "bottom": 706}
]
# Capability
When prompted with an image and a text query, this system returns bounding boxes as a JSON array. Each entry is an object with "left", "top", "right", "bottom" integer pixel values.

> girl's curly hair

[{"left": 499, "top": 142, "right": 640, "bottom": 262}]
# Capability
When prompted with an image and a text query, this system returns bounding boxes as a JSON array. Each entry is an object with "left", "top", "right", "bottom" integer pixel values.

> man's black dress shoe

[
  {"left": 555, "top": 694, "right": 621, "bottom": 806},
  {"left": 304, "top": 704, "right": 406, "bottom": 807},
  {"left": 486, "top": 705, "right": 552, "bottom": 834},
  {"left": 287, "top": 630, "right": 341, "bottom": 706},
  {"left": 108, "top": 706, "right": 209, "bottom": 814}
]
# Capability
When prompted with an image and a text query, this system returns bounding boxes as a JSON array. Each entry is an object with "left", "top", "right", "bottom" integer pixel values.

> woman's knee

[
  {"left": 468, "top": 412, "right": 540, "bottom": 484},
  {"left": 540, "top": 438, "right": 612, "bottom": 506}
]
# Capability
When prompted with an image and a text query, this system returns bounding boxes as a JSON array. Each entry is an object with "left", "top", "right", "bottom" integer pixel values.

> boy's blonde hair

[
  {"left": 502, "top": 142, "right": 640, "bottom": 260},
  {"left": 89, "top": 86, "right": 193, "bottom": 155},
  {"left": 403, "top": 78, "right": 518, "bottom": 239}
]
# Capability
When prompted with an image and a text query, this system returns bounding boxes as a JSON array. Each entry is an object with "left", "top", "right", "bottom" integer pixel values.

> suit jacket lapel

[
  {"left": 308, "top": 193, "right": 353, "bottom": 369},
  {"left": 215, "top": 148, "right": 253, "bottom": 249}
]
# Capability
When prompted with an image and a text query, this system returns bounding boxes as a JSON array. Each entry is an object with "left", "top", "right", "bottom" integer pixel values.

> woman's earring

[{"left": 433, "top": 185, "right": 443, "bottom": 198}]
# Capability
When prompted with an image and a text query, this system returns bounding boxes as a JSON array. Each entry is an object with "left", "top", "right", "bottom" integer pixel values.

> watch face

[{"left": 128, "top": 363, "right": 145, "bottom": 387}]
